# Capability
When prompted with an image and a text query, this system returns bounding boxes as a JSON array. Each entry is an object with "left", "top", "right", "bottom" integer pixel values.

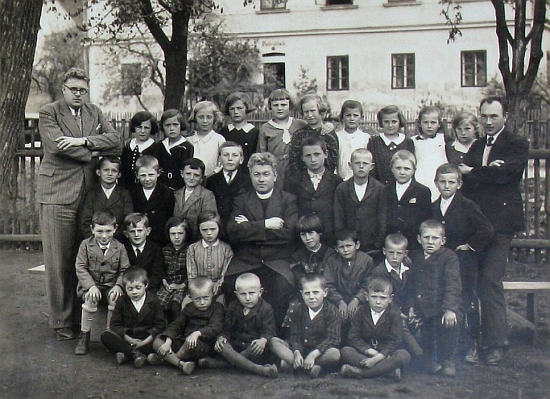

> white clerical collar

[
  {"left": 228, "top": 123, "right": 255, "bottom": 133},
  {"left": 256, "top": 189, "right": 274, "bottom": 200},
  {"left": 380, "top": 133, "right": 405, "bottom": 146}
]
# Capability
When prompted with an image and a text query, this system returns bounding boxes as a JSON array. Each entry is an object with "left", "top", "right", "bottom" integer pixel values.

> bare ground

[{"left": 0, "top": 250, "right": 549, "bottom": 399}]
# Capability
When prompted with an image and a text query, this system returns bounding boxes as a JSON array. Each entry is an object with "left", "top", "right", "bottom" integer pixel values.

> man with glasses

[
  {"left": 38, "top": 68, "right": 121, "bottom": 341},
  {"left": 459, "top": 96, "right": 529, "bottom": 365}
]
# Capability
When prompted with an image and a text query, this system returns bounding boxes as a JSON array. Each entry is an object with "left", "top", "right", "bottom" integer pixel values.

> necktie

[
  {"left": 226, "top": 172, "right": 233, "bottom": 184},
  {"left": 75, "top": 110, "right": 82, "bottom": 133},
  {"left": 101, "top": 246, "right": 107, "bottom": 255},
  {"left": 136, "top": 248, "right": 141, "bottom": 257},
  {"left": 487, "top": 136, "right": 494, "bottom": 147}
]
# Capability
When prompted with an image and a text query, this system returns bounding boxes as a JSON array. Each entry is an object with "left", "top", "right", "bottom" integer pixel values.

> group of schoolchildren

[{"left": 71, "top": 88, "right": 498, "bottom": 382}]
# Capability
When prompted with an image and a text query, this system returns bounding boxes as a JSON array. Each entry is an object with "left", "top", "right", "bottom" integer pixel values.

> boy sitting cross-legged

[
  {"left": 204, "top": 273, "right": 279, "bottom": 378},
  {"left": 341, "top": 276, "right": 411, "bottom": 381},
  {"left": 101, "top": 267, "right": 166, "bottom": 368},
  {"left": 75, "top": 211, "right": 130, "bottom": 355},
  {"left": 271, "top": 274, "right": 341, "bottom": 378},
  {"left": 152, "top": 277, "right": 224, "bottom": 375}
]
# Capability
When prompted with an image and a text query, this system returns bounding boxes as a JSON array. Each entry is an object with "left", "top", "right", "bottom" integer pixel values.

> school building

[{"left": 31, "top": 0, "right": 549, "bottom": 115}]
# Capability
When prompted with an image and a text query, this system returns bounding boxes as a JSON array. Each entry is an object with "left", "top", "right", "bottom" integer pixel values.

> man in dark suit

[
  {"left": 38, "top": 68, "right": 120, "bottom": 340},
  {"left": 459, "top": 96, "right": 529, "bottom": 364},
  {"left": 225, "top": 152, "right": 299, "bottom": 330}
]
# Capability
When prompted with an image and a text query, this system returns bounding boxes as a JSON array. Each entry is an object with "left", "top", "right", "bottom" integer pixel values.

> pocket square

[{"left": 409, "top": 198, "right": 417, "bottom": 204}]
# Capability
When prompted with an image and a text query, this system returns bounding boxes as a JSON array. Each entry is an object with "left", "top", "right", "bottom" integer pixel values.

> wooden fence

[{"left": 1, "top": 110, "right": 550, "bottom": 258}]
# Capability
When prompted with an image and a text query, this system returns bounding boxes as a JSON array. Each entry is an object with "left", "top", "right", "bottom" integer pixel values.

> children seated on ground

[
  {"left": 173, "top": 158, "right": 217, "bottom": 242},
  {"left": 334, "top": 148, "right": 386, "bottom": 257},
  {"left": 432, "top": 163, "right": 494, "bottom": 363},
  {"left": 220, "top": 92, "right": 259, "bottom": 168},
  {"left": 131, "top": 155, "right": 175, "bottom": 247},
  {"left": 285, "top": 136, "right": 343, "bottom": 244},
  {"left": 408, "top": 220, "right": 462, "bottom": 377},
  {"left": 340, "top": 276, "right": 411, "bottom": 380},
  {"left": 271, "top": 274, "right": 341, "bottom": 378},
  {"left": 207, "top": 273, "right": 278, "bottom": 378},
  {"left": 257, "top": 88, "right": 307, "bottom": 188},
  {"left": 120, "top": 111, "right": 160, "bottom": 191},
  {"left": 205, "top": 141, "right": 252, "bottom": 231},
  {"left": 123, "top": 213, "right": 165, "bottom": 294},
  {"left": 335, "top": 100, "right": 371, "bottom": 181},
  {"left": 157, "top": 216, "right": 190, "bottom": 323},
  {"left": 412, "top": 106, "right": 449, "bottom": 201},
  {"left": 188, "top": 101, "right": 226, "bottom": 178},
  {"left": 324, "top": 229, "right": 375, "bottom": 323},
  {"left": 75, "top": 211, "right": 130, "bottom": 355},
  {"left": 287, "top": 94, "right": 339, "bottom": 179},
  {"left": 446, "top": 112, "right": 481, "bottom": 166},
  {"left": 101, "top": 267, "right": 166, "bottom": 368},
  {"left": 187, "top": 211, "right": 233, "bottom": 302},
  {"left": 384, "top": 150, "right": 431, "bottom": 250},
  {"left": 79, "top": 156, "right": 133, "bottom": 241},
  {"left": 156, "top": 109, "right": 194, "bottom": 191},
  {"left": 283, "top": 215, "right": 336, "bottom": 328},
  {"left": 152, "top": 277, "right": 224, "bottom": 375},
  {"left": 368, "top": 105, "right": 414, "bottom": 185},
  {"left": 371, "top": 234, "right": 423, "bottom": 357}
]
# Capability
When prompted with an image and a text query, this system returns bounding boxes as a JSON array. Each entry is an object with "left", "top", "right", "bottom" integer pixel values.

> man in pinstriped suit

[{"left": 38, "top": 68, "right": 121, "bottom": 340}]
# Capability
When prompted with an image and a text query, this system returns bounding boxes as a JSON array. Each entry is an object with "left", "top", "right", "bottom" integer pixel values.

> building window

[
  {"left": 260, "top": 0, "right": 287, "bottom": 10},
  {"left": 326, "top": 0, "right": 353, "bottom": 4},
  {"left": 327, "top": 55, "right": 349, "bottom": 91},
  {"left": 461, "top": 51, "right": 487, "bottom": 87},
  {"left": 263, "top": 62, "right": 286, "bottom": 96},
  {"left": 121, "top": 63, "right": 142, "bottom": 96},
  {"left": 392, "top": 53, "right": 415, "bottom": 89}
]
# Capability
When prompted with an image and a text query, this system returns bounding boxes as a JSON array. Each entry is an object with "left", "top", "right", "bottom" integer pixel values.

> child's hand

[
  {"left": 458, "top": 163, "right": 473, "bottom": 175},
  {"left": 108, "top": 286, "right": 124, "bottom": 303},
  {"left": 455, "top": 244, "right": 471, "bottom": 251},
  {"left": 185, "top": 331, "right": 202, "bottom": 349},
  {"left": 86, "top": 286, "right": 101, "bottom": 303},
  {"left": 320, "top": 123, "right": 334, "bottom": 135},
  {"left": 124, "top": 335, "right": 139, "bottom": 346},
  {"left": 489, "top": 159, "right": 505, "bottom": 167},
  {"left": 158, "top": 340, "right": 172, "bottom": 357},
  {"left": 234, "top": 215, "right": 249, "bottom": 224},
  {"left": 347, "top": 298, "right": 360, "bottom": 318},
  {"left": 442, "top": 310, "right": 457, "bottom": 328},
  {"left": 408, "top": 307, "right": 416, "bottom": 320},
  {"left": 339, "top": 301, "right": 348, "bottom": 319},
  {"left": 163, "top": 279, "right": 171, "bottom": 291},
  {"left": 303, "top": 351, "right": 320, "bottom": 370},
  {"left": 264, "top": 217, "right": 284, "bottom": 230},
  {"left": 215, "top": 336, "right": 227, "bottom": 352},
  {"left": 212, "top": 281, "right": 221, "bottom": 296},
  {"left": 361, "top": 355, "right": 383, "bottom": 369},
  {"left": 135, "top": 335, "right": 153, "bottom": 349},
  {"left": 293, "top": 350, "right": 304, "bottom": 369},
  {"left": 249, "top": 338, "right": 267, "bottom": 356}
]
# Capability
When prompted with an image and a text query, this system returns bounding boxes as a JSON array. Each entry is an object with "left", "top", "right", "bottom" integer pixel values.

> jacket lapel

[
  {"left": 247, "top": 191, "right": 265, "bottom": 221},
  {"left": 59, "top": 100, "right": 83, "bottom": 138},
  {"left": 183, "top": 186, "right": 202, "bottom": 214}
]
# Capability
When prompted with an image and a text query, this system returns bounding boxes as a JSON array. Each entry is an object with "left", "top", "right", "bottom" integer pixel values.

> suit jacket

[
  {"left": 75, "top": 237, "right": 130, "bottom": 295},
  {"left": 325, "top": 251, "right": 375, "bottom": 305},
  {"left": 407, "top": 247, "right": 462, "bottom": 319},
  {"left": 205, "top": 167, "right": 252, "bottom": 231},
  {"left": 79, "top": 185, "right": 133, "bottom": 240},
  {"left": 161, "top": 302, "right": 224, "bottom": 343},
  {"left": 384, "top": 179, "right": 432, "bottom": 250},
  {"left": 462, "top": 128, "right": 528, "bottom": 234},
  {"left": 371, "top": 262, "right": 412, "bottom": 311},
  {"left": 124, "top": 240, "right": 165, "bottom": 292},
  {"left": 174, "top": 184, "right": 217, "bottom": 242},
  {"left": 432, "top": 193, "right": 494, "bottom": 252},
  {"left": 131, "top": 183, "right": 175, "bottom": 247},
  {"left": 38, "top": 99, "right": 121, "bottom": 205},
  {"left": 348, "top": 303, "right": 403, "bottom": 357},
  {"left": 221, "top": 298, "right": 276, "bottom": 344},
  {"left": 285, "top": 169, "right": 343, "bottom": 243},
  {"left": 226, "top": 188, "right": 298, "bottom": 284},
  {"left": 334, "top": 178, "right": 387, "bottom": 252},
  {"left": 110, "top": 292, "right": 166, "bottom": 340}
]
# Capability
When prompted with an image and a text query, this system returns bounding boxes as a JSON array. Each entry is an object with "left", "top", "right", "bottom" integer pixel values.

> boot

[
  {"left": 464, "top": 336, "right": 479, "bottom": 364},
  {"left": 75, "top": 331, "right": 90, "bottom": 355}
]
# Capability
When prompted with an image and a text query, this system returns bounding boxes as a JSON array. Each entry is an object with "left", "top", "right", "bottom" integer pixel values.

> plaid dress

[{"left": 156, "top": 244, "right": 188, "bottom": 307}]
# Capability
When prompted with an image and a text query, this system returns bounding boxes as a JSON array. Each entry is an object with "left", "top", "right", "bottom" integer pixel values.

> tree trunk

[
  {"left": 0, "top": 0, "right": 43, "bottom": 191},
  {"left": 163, "top": 9, "right": 190, "bottom": 112}
]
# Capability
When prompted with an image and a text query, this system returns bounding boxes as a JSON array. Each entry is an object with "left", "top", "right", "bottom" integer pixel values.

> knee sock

[
  {"left": 80, "top": 307, "right": 95, "bottom": 333},
  {"left": 221, "top": 344, "right": 266, "bottom": 376}
]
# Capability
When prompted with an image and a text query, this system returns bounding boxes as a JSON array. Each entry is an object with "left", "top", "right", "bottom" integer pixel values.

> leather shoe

[
  {"left": 486, "top": 348, "right": 504, "bottom": 365},
  {"left": 55, "top": 328, "right": 75, "bottom": 341}
]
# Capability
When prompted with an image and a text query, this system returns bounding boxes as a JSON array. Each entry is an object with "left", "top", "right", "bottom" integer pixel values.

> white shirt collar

[
  {"left": 487, "top": 127, "right": 504, "bottom": 144},
  {"left": 228, "top": 123, "right": 255, "bottom": 133},
  {"left": 201, "top": 239, "right": 220, "bottom": 248},
  {"left": 384, "top": 259, "right": 409, "bottom": 279},
  {"left": 268, "top": 117, "right": 294, "bottom": 130},
  {"left": 451, "top": 140, "right": 473, "bottom": 153},
  {"left": 102, "top": 185, "right": 115, "bottom": 199},
  {"left": 132, "top": 294, "right": 147, "bottom": 312},
  {"left": 380, "top": 133, "right": 405, "bottom": 146},
  {"left": 371, "top": 308, "right": 386, "bottom": 325},
  {"left": 133, "top": 243, "right": 146, "bottom": 254},
  {"left": 162, "top": 136, "right": 186, "bottom": 151},
  {"left": 256, "top": 189, "right": 273, "bottom": 200},
  {"left": 308, "top": 304, "right": 323, "bottom": 320},
  {"left": 97, "top": 241, "right": 111, "bottom": 251},
  {"left": 130, "top": 138, "right": 155, "bottom": 151}
]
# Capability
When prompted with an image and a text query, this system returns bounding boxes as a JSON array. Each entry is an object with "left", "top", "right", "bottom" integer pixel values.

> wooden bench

[{"left": 504, "top": 281, "right": 550, "bottom": 344}]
